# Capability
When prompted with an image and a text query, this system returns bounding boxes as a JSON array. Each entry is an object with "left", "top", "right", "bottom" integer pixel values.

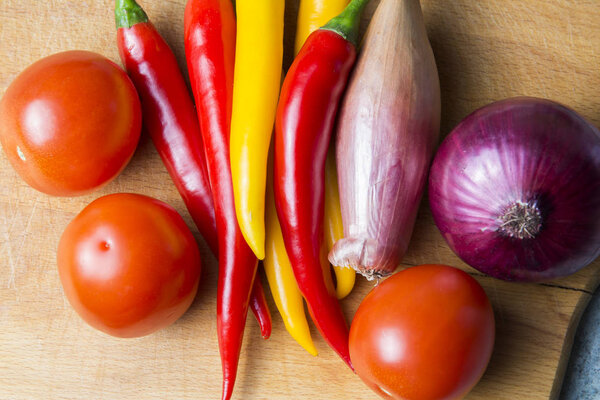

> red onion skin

[
  {"left": 328, "top": 0, "right": 440, "bottom": 280},
  {"left": 429, "top": 97, "right": 600, "bottom": 282}
]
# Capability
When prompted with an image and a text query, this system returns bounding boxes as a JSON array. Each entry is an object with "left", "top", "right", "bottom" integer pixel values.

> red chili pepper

[
  {"left": 184, "top": 1, "right": 263, "bottom": 399},
  {"left": 248, "top": 272, "right": 271, "bottom": 340},
  {"left": 273, "top": 0, "right": 369, "bottom": 368},
  {"left": 114, "top": 0, "right": 270, "bottom": 347},
  {"left": 249, "top": 274, "right": 271, "bottom": 339}
]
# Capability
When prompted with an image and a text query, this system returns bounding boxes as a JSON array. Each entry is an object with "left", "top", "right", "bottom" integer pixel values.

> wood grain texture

[{"left": 0, "top": 0, "right": 599, "bottom": 399}]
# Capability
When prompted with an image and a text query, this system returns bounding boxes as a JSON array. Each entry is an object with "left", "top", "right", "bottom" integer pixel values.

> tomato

[
  {"left": 57, "top": 193, "right": 201, "bottom": 338},
  {"left": 0, "top": 50, "right": 141, "bottom": 196},
  {"left": 349, "top": 265, "right": 495, "bottom": 400}
]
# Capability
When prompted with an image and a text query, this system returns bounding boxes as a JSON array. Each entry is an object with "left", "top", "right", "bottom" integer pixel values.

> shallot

[{"left": 329, "top": 0, "right": 440, "bottom": 280}]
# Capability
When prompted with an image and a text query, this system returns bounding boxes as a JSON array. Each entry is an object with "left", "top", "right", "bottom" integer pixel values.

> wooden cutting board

[{"left": 0, "top": 1, "right": 598, "bottom": 399}]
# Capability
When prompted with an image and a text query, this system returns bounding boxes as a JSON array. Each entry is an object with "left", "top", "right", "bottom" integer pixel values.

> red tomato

[
  {"left": 57, "top": 193, "right": 201, "bottom": 338},
  {"left": 349, "top": 265, "right": 495, "bottom": 400},
  {"left": 0, "top": 51, "right": 141, "bottom": 196}
]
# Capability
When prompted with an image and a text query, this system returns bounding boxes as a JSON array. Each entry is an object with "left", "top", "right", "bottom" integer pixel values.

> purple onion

[{"left": 429, "top": 97, "right": 600, "bottom": 282}]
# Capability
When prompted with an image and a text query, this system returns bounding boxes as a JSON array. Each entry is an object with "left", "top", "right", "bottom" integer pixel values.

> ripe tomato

[
  {"left": 0, "top": 50, "right": 141, "bottom": 196},
  {"left": 57, "top": 193, "right": 201, "bottom": 338},
  {"left": 349, "top": 265, "right": 495, "bottom": 400}
]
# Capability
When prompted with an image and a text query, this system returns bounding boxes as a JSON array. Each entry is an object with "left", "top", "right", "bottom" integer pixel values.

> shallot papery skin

[
  {"left": 429, "top": 97, "right": 600, "bottom": 282},
  {"left": 328, "top": 0, "right": 440, "bottom": 280}
]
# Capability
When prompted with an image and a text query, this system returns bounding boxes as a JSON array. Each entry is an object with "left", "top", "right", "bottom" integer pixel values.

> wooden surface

[{"left": 0, "top": 0, "right": 599, "bottom": 399}]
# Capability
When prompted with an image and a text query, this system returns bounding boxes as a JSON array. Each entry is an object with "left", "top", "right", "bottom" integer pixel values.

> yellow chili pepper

[
  {"left": 230, "top": 0, "right": 285, "bottom": 260},
  {"left": 264, "top": 162, "right": 318, "bottom": 356},
  {"left": 324, "top": 147, "right": 356, "bottom": 299},
  {"left": 295, "top": 0, "right": 349, "bottom": 55},
  {"left": 297, "top": 0, "right": 356, "bottom": 299}
]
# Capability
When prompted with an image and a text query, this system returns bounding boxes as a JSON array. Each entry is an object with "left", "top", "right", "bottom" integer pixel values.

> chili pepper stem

[
  {"left": 115, "top": 0, "right": 148, "bottom": 29},
  {"left": 321, "top": 0, "right": 370, "bottom": 45}
]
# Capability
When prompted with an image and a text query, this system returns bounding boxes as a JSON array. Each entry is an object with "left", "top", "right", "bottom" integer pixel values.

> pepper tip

[
  {"left": 306, "top": 346, "right": 318, "bottom": 357},
  {"left": 250, "top": 236, "right": 265, "bottom": 261},
  {"left": 261, "top": 328, "right": 272, "bottom": 340},
  {"left": 346, "top": 356, "right": 355, "bottom": 372},
  {"left": 293, "top": 333, "right": 318, "bottom": 356},
  {"left": 242, "top": 230, "right": 265, "bottom": 260},
  {"left": 235, "top": 207, "right": 266, "bottom": 260},
  {"left": 221, "top": 379, "right": 234, "bottom": 400}
]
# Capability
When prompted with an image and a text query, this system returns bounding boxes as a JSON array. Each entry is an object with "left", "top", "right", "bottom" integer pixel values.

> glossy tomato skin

[
  {"left": 350, "top": 265, "right": 495, "bottom": 400},
  {"left": 57, "top": 193, "right": 201, "bottom": 338},
  {"left": 0, "top": 51, "right": 141, "bottom": 196}
]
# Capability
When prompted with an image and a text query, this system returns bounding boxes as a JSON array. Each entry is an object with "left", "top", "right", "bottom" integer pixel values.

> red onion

[
  {"left": 328, "top": 0, "right": 440, "bottom": 280},
  {"left": 429, "top": 97, "right": 600, "bottom": 282}
]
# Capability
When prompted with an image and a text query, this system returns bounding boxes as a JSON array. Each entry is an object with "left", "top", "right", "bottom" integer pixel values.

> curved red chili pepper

[
  {"left": 248, "top": 272, "right": 271, "bottom": 339},
  {"left": 273, "top": 0, "right": 369, "bottom": 368},
  {"left": 115, "top": 0, "right": 270, "bottom": 352},
  {"left": 249, "top": 274, "right": 272, "bottom": 339},
  {"left": 116, "top": 1, "right": 216, "bottom": 253},
  {"left": 184, "top": 1, "right": 262, "bottom": 399}
]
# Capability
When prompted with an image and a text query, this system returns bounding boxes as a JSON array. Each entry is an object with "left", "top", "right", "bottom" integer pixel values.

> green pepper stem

[
  {"left": 321, "top": 0, "right": 371, "bottom": 45},
  {"left": 115, "top": 0, "right": 148, "bottom": 29}
]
